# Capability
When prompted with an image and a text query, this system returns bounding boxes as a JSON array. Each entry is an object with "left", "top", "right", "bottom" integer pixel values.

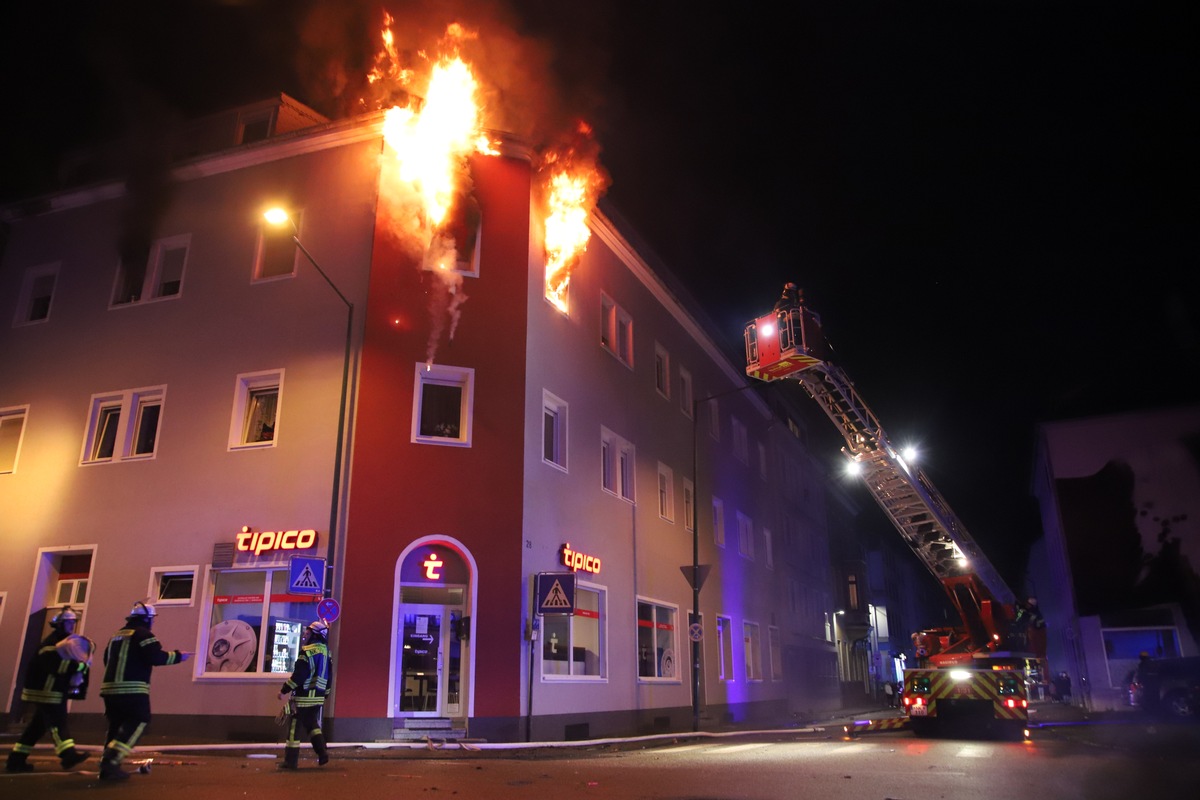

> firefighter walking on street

[
  {"left": 278, "top": 619, "right": 333, "bottom": 769},
  {"left": 98, "top": 602, "right": 193, "bottom": 781},
  {"left": 5, "top": 606, "right": 94, "bottom": 773}
]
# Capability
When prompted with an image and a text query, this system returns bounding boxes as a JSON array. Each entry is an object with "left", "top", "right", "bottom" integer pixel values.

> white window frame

[
  {"left": 769, "top": 625, "right": 783, "bottom": 681},
  {"left": 716, "top": 614, "right": 734, "bottom": 682},
  {"left": 763, "top": 527, "right": 774, "bottom": 570},
  {"left": 744, "top": 621, "right": 763, "bottom": 682},
  {"left": 149, "top": 565, "right": 199, "bottom": 607},
  {"left": 110, "top": 234, "right": 191, "bottom": 306},
  {"left": 683, "top": 478, "right": 695, "bottom": 532},
  {"left": 654, "top": 342, "right": 670, "bottom": 399},
  {"left": 757, "top": 441, "right": 768, "bottom": 479},
  {"left": 737, "top": 511, "right": 754, "bottom": 560},
  {"left": 542, "top": 390, "right": 568, "bottom": 471},
  {"left": 712, "top": 496, "right": 725, "bottom": 547},
  {"left": 13, "top": 262, "right": 59, "bottom": 326},
  {"left": 80, "top": 386, "right": 166, "bottom": 465},
  {"left": 1, "top": 405, "right": 29, "bottom": 474},
  {"left": 229, "top": 369, "right": 284, "bottom": 450},
  {"left": 600, "top": 426, "right": 635, "bottom": 502},
  {"left": 679, "top": 367, "right": 693, "bottom": 418},
  {"left": 540, "top": 581, "right": 607, "bottom": 681},
  {"left": 412, "top": 363, "right": 474, "bottom": 447},
  {"left": 254, "top": 210, "right": 301, "bottom": 282},
  {"left": 599, "top": 292, "right": 633, "bottom": 368},
  {"left": 636, "top": 597, "right": 680, "bottom": 682},
  {"left": 657, "top": 462, "right": 674, "bottom": 522},
  {"left": 708, "top": 397, "right": 720, "bottom": 440}
]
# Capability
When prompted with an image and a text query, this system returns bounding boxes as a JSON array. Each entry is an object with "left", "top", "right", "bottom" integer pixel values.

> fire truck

[{"left": 743, "top": 285, "right": 1046, "bottom": 739}]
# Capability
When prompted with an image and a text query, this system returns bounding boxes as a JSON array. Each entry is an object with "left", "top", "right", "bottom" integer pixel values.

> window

[
  {"left": 201, "top": 568, "right": 321, "bottom": 676},
  {"left": 757, "top": 441, "right": 768, "bottom": 479},
  {"left": 600, "top": 426, "right": 635, "bottom": 501},
  {"left": 255, "top": 212, "right": 300, "bottom": 281},
  {"left": 848, "top": 573, "right": 859, "bottom": 611},
  {"left": 679, "top": 367, "right": 693, "bottom": 417},
  {"left": 432, "top": 190, "right": 482, "bottom": 277},
  {"left": 716, "top": 615, "right": 734, "bottom": 681},
  {"left": 111, "top": 235, "right": 190, "bottom": 305},
  {"left": 542, "top": 583, "right": 606, "bottom": 679},
  {"left": 81, "top": 387, "right": 165, "bottom": 464},
  {"left": 763, "top": 528, "right": 774, "bottom": 569},
  {"left": 743, "top": 621, "right": 762, "bottom": 681},
  {"left": 683, "top": 479, "right": 695, "bottom": 532},
  {"left": 637, "top": 599, "right": 678, "bottom": 680},
  {"left": 707, "top": 398, "right": 720, "bottom": 440},
  {"left": 1, "top": 406, "right": 28, "bottom": 474},
  {"left": 599, "top": 293, "right": 633, "bottom": 367},
  {"left": 654, "top": 343, "right": 670, "bottom": 399},
  {"left": 229, "top": 370, "right": 282, "bottom": 449},
  {"left": 737, "top": 511, "right": 754, "bottom": 559},
  {"left": 542, "top": 390, "right": 568, "bottom": 470},
  {"left": 238, "top": 110, "right": 273, "bottom": 144},
  {"left": 769, "top": 626, "right": 783, "bottom": 681},
  {"left": 731, "top": 416, "right": 748, "bottom": 464},
  {"left": 150, "top": 566, "right": 198, "bottom": 607},
  {"left": 13, "top": 263, "right": 58, "bottom": 325},
  {"left": 413, "top": 363, "right": 474, "bottom": 446},
  {"left": 712, "top": 497, "right": 725, "bottom": 547},
  {"left": 657, "top": 462, "right": 674, "bottom": 522}
]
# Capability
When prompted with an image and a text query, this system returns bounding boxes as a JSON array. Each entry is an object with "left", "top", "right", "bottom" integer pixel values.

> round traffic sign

[
  {"left": 317, "top": 597, "right": 341, "bottom": 623},
  {"left": 689, "top": 622, "right": 704, "bottom": 642}
]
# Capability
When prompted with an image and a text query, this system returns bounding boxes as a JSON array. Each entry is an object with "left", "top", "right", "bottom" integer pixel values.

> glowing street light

[{"left": 263, "top": 207, "right": 355, "bottom": 602}]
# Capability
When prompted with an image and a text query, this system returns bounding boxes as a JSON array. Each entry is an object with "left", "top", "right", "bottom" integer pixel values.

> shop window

[
  {"left": 542, "top": 390, "right": 568, "bottom": 470},
  {"left": 150, "top": 566, "right": 198, "bottom": 607},
  {"left": 230, "top": 370, "right": 283, "bottom": 449},
  {"left": 413, "top": 363, "right": 474, "bottom": 446},
  {"left": 743, "top": 621, "right": 762, "bottom": 682},
  {"left": 255, "top": 211, "right": 300, "bottom": 281},
  {"left": 1, "top": 406, "right": 28, "bottom": 474},
  {"left": 81, "top": 386, "right": 165, "bottom": 464},
  {"left": 13, "top": 263, "right": 58, "bottom": 325},
  {"left": 201, "top": 568, "right": 320, "bottom": 676},
  {"left": 637, "top": 598, "right": 678, "bottom": 681},
  {"left": 716, "top": 615, "right": 733, "bottom": 681},
  {"left": 542, "top": 584, "right": 606, "bottom": 680}
]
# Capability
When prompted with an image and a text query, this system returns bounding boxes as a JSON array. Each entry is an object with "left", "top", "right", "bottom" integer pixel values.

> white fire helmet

[
  {"left": 51, "top": 607, "right": 78, "bottom": 627},
  {"left": 128, "top": 602, "right": 157, "bottom": 622},
  {"left": 306, "top": 619, "right": 329, "bottom": 639}
]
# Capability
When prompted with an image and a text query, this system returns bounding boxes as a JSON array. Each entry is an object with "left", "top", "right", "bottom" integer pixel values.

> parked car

[{"left": 1131, "top": 656, "right": 1200, "bottom": 719}]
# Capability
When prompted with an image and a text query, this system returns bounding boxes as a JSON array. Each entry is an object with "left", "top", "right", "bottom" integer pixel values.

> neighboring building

[
  {"left": 1, "top": 94, "right": 869, "bottom": 743},
  {"left": 1028, "top": 404, "right": 1200, "bottom": 711}
]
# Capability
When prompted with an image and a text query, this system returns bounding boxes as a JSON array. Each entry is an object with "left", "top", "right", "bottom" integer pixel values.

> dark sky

[{"left": 3, "top": 1, "right": 1196, "bottom": 584}]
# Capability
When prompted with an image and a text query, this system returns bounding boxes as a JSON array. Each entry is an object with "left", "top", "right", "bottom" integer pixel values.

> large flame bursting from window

[{"left": 540, "top": 121, "right": 608, "bottom": 314}]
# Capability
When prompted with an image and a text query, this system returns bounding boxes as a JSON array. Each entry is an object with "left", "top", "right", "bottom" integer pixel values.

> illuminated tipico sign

[
  {"left": 423, "top": 552, "right": 445, "bottom": 580},
  {"left": 236, "top": 526, "right": 318, "bottom": 556},
  {"left": 561, "top": 542, "right": 601, "bottom": 574}
]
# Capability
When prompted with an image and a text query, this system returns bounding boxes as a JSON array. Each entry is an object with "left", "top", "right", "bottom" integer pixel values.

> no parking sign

[{"left": 317, "top": 597, "right": 341, "bottom": 623}]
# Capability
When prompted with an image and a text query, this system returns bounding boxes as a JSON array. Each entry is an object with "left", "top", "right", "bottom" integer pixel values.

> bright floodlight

[
  {"left": 760, "top": 322, "right": 775, "bottom": 337},
  {"left": 263, "top": 207, "right": 290, "bottom": 226},
  {"left": 845, "top": 460, "right": 863, "bottom": 477},
  {"left": 901, "top": 446, "right": 918, "bottom": 462}
]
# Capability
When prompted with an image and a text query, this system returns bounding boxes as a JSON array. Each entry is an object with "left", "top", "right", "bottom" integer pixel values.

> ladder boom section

[{"left": 744, "top": 298, "right": 1018, "bottom": 651}]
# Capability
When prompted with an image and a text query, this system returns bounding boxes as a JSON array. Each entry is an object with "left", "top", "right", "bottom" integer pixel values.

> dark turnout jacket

[
  {"left": 280, "top": 640, "right": 332, "bottom": 708},
  {"left": 100, "top": 620, "right": 187, "bottom": 697}
]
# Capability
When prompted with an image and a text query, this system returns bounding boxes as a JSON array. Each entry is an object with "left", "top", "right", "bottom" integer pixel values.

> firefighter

[
  {"left": 277, "top": 619, "right": 334, "bottom": 769},
  {"left": 1011, "top": 596, "right": 1045, "bottom": 650},
  {"left": 774, "top": 282, "right": 803, "bottom": 313},
  {"left": 5, "top": 607, "right": 94, "bottom": 773},
  {"left": 98, "top": 602, "right": 193, "bottom": 781}
]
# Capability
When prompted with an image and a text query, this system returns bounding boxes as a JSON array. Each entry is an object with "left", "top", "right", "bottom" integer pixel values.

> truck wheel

[{"left": 1164, "top": 689, "right": 1194, "bottom": 719}]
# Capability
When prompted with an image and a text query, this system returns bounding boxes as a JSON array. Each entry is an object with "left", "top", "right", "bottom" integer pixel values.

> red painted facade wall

[{"left": 336, "top": 152, "right": 532, "bottom": 722}]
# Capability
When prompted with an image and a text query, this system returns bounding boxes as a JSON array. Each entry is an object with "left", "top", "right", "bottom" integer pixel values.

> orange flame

[{"left": 540, "top": 123, "right": 609, "bottom": 313}]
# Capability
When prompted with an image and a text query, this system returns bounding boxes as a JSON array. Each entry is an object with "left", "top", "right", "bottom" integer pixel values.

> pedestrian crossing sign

[
  {"left": 289, "top": 556, "right": 325, "bottom": 596},
  {"left": 535, "top": 572, "right": 575, "bottom": 616}
]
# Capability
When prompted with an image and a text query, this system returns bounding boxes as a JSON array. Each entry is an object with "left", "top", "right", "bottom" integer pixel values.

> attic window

[{"left": 239, "top": 113, "right": 272, "bottom": 145}]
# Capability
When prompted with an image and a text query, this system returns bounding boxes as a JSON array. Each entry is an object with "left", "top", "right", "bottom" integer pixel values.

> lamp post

[
  {"left": 689, "top": 381, "right": 767, "bottom": 732},
  {"left": 264, "top": 208, "right": 354, "bottom": 602}
]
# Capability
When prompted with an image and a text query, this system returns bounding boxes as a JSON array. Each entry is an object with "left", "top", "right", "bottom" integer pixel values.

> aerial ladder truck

[{"left": 744, "top": 284, "right": 1047, "bottom": 739}]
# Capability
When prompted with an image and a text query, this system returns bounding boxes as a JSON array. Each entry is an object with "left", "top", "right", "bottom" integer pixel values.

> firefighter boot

[
  {"left": 279, "top": 747, "right": 300, "bottom": 770},
  {"left": 313, "top": 734, "right": 329, "bottom": 766},
  {"left": 99, "top": 749, "right": 130, "bottom": 781},
  {"left": 5, "top": 751, "right": 33, "bottom": 773},
  {"left": 60, "top": 747, "right": 90, "bottom": 770}
]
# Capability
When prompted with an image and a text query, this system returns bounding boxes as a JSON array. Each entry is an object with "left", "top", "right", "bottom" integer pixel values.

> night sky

[{"left": 3, "top": 1, "right": 1196, "bottom": 585}]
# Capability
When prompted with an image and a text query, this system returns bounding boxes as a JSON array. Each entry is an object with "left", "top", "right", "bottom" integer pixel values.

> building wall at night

[{"left": 2, "top": 97, "right": 858, "bottom": 743}]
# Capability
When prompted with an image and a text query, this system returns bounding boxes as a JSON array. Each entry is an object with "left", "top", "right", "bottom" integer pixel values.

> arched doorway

[{"left": 393, "top": 538, "right": 476, "bottom": 720}]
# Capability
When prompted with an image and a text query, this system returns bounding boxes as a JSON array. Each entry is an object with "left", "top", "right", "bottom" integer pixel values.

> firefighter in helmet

[
  {"left": 97, "top": 602, "right": 193, "bottom": 781},
  {"left": 278, "top": 618, "right": 334, "bottom": 769},
  {"left": 6, "top": 606, "right": 94, "bottom": 773}
]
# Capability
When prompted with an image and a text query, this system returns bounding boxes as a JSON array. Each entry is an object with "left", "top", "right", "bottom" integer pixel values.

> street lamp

[
  {"left": 263, "top": 208, "right": 354, "bottom": 602},
  {"left": 689, "top": 381, "right": 768, "bottom": 732}
]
